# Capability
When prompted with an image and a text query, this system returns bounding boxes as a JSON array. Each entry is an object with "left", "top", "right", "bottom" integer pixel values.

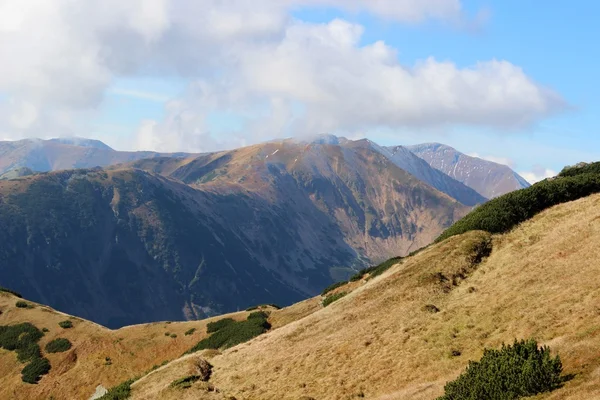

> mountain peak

[{"left": 48, "top": 137, "right": 114, "bottom": 151}]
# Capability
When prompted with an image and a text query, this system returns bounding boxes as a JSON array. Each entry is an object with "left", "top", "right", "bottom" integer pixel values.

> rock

[{"left": 89, "top": 385, "right": 108, "bottom": 400}]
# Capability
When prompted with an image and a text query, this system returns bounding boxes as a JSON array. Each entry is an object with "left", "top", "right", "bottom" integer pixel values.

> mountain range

[
  {"left": 0, "top": 135, "right": 529, "bottom": 328},
  {"left": 1, "top": 178, "right": 599, "bottom": 399}
]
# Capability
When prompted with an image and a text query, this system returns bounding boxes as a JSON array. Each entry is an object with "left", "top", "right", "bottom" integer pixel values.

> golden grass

[
  {"left": 0, "top": 297, "right": 251, "bottom": 400},
  {"left": 130, "top": 193, "right": 600, "bottom": 400}
]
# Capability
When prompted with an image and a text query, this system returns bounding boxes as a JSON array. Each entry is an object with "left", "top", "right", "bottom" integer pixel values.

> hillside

[
  {"left": 3, "top": 191, "right": 600, "bottom": 399},
  {"left": 0, "top": 290, "right": 270, "bottom": 400},
  {"left": 408, "top": 143, "right": 530, "bottom": 198},
  {"left": 0, "top": 138, "right": 469, "bottom": 328},
  {"left": 127, "top": 192, "right": 600, "bottom": 399}
]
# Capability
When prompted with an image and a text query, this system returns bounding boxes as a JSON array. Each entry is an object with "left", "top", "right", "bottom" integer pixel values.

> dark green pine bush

[
  {"left": 437, "top": 172, "right": 600, "bottom": 242},
  {"left": 21, "top": 357, "right": 51, "bottom": 384},
  {"left": 322, "top": 291, "right": 347, "bottom": 307},
  {"left": 321, "top": 281, "right": 348, "bottom": 295},
  {"left": 185, "top": 313, "right": 271, "bottom": 354},
  {"left": 438, "top": 339, "right": 563, "bottom": 400},
  {"left": 0, "top": 323, "right": 50, "bottom": 383},
  {"left": 97, "top": 378, "right": 134, "bottom": 400},
  {"left": 58, "top": 320, "right": 73, "bottom": 329},
  {"left": 15, "top": 301, "right": 31, "bottom": 308},
  {"left": 206, "top": 318, "right": 235, "bottom": 333},
  {"left": 45, "top": 338, "right": 72, "bottom": 353}
]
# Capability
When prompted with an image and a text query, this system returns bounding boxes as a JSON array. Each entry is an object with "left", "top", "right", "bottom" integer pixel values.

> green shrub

[
  {"left": 0, "top": 286, "right": 22, "bottom": 298},
  {"left": 438, "top": 339, "right": 564, "bottom": 400},
  {"left": 58, "top": 320, "right": 73, "bottom": 329},
  {"left": 206, "top": 318, "right": 235, "bottom": 333},
  {"left": 45, "top": 338, "right": 72, "bottom": 353},
  {"left": 170, "top": 334, "right": 177, "bottom": 339},
  {"left": 247, "top": 311, "right": 269, "bottom": 320},
  {"left": 321, "top": 281, "right": 347, "bottom": 296},
  {"left": 42, "top": 328, "right": 49, "bottom": 333},
  {"left": 437, "top": 172, "right": 600, "bottom": 242},
  {"left": 322, "top": 291, "right": 347, "bottom": 307},
  {"left": 16, "top": 301, "right": 31, "bottom": 308},
  {"left": 170, "top": 375, "right": 201, "bottom": 389},
  {"left": 97, "top": 378, "right": 134, "bottom": 400},
  {"left": 184, "top": 328, "right": 196, "bottom": 336},
  {"left": 186, "top": 313, "right": 271, "bottom": 354},
  {"left": 21, "top": 357, "right": 50, "bottom": 384},
  {"left": 559, "top": 161, "right": 600, "bottom": 177},
  {"left": 164, "top": 332, "right": 170, "bottom": 336},
  {"left": 0, "top": 323, "right": 49, "bottom": 383}
]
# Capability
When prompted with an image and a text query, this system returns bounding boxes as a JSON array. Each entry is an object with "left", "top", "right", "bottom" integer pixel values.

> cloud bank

[{"left": 0, "top": 0, "right": 566, "bottom": 151}]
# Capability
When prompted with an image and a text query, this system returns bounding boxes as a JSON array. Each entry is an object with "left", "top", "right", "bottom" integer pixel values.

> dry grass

[
  {"left": 0, "top": 297, "right": 251, "bottom": 400},
  {"left": 130, "top": 193, "right": 600, "bottom": 400}
]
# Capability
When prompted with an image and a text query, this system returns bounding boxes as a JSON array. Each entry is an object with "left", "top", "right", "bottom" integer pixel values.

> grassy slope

[
  {"left": 131, "top": 193, "right": 600, "bottom": 400},
  {"left": 0, "top": 295, "right": 254, "bottom": 400}
]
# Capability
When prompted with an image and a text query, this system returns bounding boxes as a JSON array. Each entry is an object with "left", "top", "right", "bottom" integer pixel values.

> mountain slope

[
  {"left": 407, "top": 143, "right": 530, "bottom": 198},
  {"left": 0, "top": 138, "right": 190, "bottom": 175},
  {"left": 0, "top": 138, "right": 469, "bottom": 328},
  {"left": 369, "top": 141, "right": 487, "bottom": 206},
  {"left": 131, "top": 192, "right": 600, "bottom": 400}
]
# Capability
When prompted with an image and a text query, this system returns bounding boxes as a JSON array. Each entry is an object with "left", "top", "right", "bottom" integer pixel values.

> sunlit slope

[{"left": 133, "top": 193, "right": 600, "bottom": 399}]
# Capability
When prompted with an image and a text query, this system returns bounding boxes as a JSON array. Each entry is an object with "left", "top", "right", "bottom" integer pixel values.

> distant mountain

[
  {"left": 0, "top": 138, "right": 469, "bottom": 327},
  {"left": 0, "top": 138, "right": 190, "bottom": 175},
  {"left": 368, "top": 141, "right": 487, "bottom": 206},
  {"left": 407, "top": 143, "right": 530, "bottom": 198}
]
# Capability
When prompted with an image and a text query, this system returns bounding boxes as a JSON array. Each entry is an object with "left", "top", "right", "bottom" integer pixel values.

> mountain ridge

[{"left": 407, "top": 142, "right": 530, "bottom": 198}]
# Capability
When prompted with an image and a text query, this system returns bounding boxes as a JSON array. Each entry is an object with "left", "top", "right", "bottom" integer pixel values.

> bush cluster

[
  {"left": 437, "top": 172, "right": 600, "bottom": 242},
  {"left": 45, "top": 338, "right": 72, "bottom": 353},
  {"left": 97, "top": 379, "right": 134, "bottom": 400},
  {"left": 206, "top": 318, "right": 235, "bottom": 333},
  {"left": 0, "top": 323, "right": 50, "bottom": 383},
  {"left": 438, "top": 339, "right": 564, "bottom": 400},
  {"left": 185, "top": 313, "right": 271, "bottom": 354},
  {"left": 184, "top": 328, "right": 196, "bottom": 336},
  {"left": 322, "top": 291, "right": 347, "bottom": 307},
  {"left": 15, "top": 301, "right": 32, "bottom": 309},
  {"left": 321, "top": 281, "right": 347, "bottom": 296},
  {"left": 58, "top": 320, "right": 73, "bottom": 329},
  {"left": 322, "top": 256, "right": 404, "bottom": 296},
  {"left": 559, "top": 161, "right": 600, "bottom": 177}
]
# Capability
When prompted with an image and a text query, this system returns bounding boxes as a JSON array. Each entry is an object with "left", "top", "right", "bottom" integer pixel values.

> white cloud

[
  {"left": 109, "top": 88, "right": 171, "bottom": 103},
  {"left": 0, "top": 0, "right": 566, "bottom": 151},
  {"left": 519, "top": 166, "right": 557, "bottom": 184}
]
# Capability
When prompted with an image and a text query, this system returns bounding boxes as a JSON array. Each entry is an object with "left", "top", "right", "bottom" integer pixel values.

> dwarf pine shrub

[{"left": 438, "top": 339, "right": 563, "bottom": 400}]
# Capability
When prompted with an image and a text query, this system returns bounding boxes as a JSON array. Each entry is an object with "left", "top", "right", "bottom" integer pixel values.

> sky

[{"left": 0, "top": 1, "right": 598, "bottom": 183}]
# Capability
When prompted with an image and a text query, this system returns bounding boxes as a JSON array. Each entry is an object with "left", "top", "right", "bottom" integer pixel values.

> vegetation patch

[
  {"left": 206, "top": 318, "right": 235, "bottom": 333},
  {"left": 438, "top": 339, "right": 564, "bottom": 400},
  {"left": 0, "top": 323, "right": 50, "bottom": 383},
  {"left": 437, "top": 172, "right": 600, "bottom": 242},
  {"left": 351, "top": 256, "right": 404, "bottom": 282},
  {"left": 0, "top": 286, "right": 22, "bottom": 298},
  {"left": 322, "top": 291, "right": 347, "bottom": 307},
  {"left": 15, "top": 300, "right": 33, "bottom": 309},
  {"left": 97, "top": 378, "right": 134, "bottom": 400},
  {"left": 45, "top": 338, "right": 72, "bottom": 353},
  {"left": 58, "top": 320, "right": 73, "bottom": 329},
  {"left": 184, "top": 328, "right": 196, "bottom": 336},
  {"left": 321, "top": 281, "right": 348, "bottom": 295},
  {"left": 170, "top": 375, "right": 201, "bottom": 389},
  {"left": 186, "top": 313, "right": 271, "bottom": 354}
]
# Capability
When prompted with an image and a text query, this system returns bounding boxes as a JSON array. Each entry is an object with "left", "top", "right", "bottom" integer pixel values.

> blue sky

[{"left": 0, "top": 0, "right": 597, "bottom": 182}]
